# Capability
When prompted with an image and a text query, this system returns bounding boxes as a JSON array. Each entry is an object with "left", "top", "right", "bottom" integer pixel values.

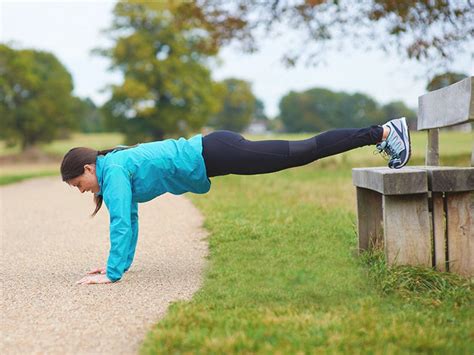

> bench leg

[
  {"left": 356, "top": 187, "right": 383, "bottom": 252},
  {"left": 382, "top": 194, "right": 431, "bottom": 266},
  {"left": 446, "top": 191, "right": 473, "bottom": 276},
  {"left": 432, "top": 192, "right": 446, "bottom": 271}
]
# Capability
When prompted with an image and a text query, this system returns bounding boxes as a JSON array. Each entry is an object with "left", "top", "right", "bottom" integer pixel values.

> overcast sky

[{"left": 1, "top": 0, "right": 473, "bottom": 117}]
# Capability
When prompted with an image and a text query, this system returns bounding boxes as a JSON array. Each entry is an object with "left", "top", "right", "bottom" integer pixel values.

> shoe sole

[{"left": 398, "top": 117, "right": 411, "bottom": 168}]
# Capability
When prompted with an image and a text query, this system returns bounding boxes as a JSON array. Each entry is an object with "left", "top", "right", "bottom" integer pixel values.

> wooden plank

[
  {"left": 418, "top": 76, "right": 474, "bottom": 130},
  {"left": 383, "top": 194, "right": 431, "bottom": 266},
  {"left": 446, "top": 191, "right": 474, "bottom": 276},
  {"left": 426, "top": 129, "right": 439, "bottom": 166},
  {"left": 356, "top": 187, "right": 383, "bottom": 252},
  {"left": 472, "top": 142, "right": 474, "bottom": 167},
  {"left": 352, "top": 168, "right": 427, "bottom": 195},
  {"left": 411, "top": 166, "right": 474, "bottom": 192},
  {"left": 432, "top": 192, "right": 446, "bottom": 272}
]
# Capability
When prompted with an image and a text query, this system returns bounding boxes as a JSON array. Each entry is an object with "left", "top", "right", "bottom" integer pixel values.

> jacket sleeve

[
  {"left": 124, "top": 201, "right": 139, "bottom": 272},
  {"left": 102, "top": 165, "right": 134, "bottom": 282}
]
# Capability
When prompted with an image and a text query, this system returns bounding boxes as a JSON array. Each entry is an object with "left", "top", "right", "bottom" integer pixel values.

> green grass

[
  {"left": 0, "top": 171, "right": 59, "bottom": 185},
  {"left": 0, "top": 132, "right": 124, "bottom": 157},
  {"left": 1, "top": 131, "right": 473, "bottom": 351},
  {"left": 0, "top": 132, "right": 124, "bottom": 186},
  {"left": 360, "top": 251, "right": 473, "bottom": 306},
  {"left": 140, "top": 131, "right": 473, "bottom": 354}
]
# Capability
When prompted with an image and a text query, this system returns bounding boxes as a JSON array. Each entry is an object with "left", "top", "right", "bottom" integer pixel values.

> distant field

[
  {"left": 0, "top": 133, "right": 125, "bottom": 184},
  {"left": 0, "top": 130, "right": 472, "bottom": 185},
  {"left": 0, "top": 132, "right": 125, "bottom": 157}
]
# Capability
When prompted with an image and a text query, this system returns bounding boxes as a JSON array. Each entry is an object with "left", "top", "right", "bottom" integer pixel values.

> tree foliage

[
  {"left": 209, "top": 78, "right": 256, "bottom": 131},
  {"left": 74, "top": 97, "right": 106, "bottom": 133},
  {"left": 426, "top": 72, "right": 469, "bottom": 91},
  {"left": 95, "top": 0, "right": 224, "bottom": 143},
  {"left": 194, "top": 0, "right": 473, "bottom": 69},
  {"left": 0, "top": 44, "right": 78, "bottom": 150},
  {"left": 279, "top": 87, "right": 415, "bottom": 132},
  {"left": 380, "top": 101, "right": 417, "bottom": 128},
  {"left": 254, "top": 98, "right": 268, "bottom": 121}
]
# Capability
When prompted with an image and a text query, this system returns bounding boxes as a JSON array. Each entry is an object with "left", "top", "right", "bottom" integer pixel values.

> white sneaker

[{"left": 376, "top": 117, "right": 411, "bottom": 169}]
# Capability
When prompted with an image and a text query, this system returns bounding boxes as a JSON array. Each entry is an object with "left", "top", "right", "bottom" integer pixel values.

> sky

[{"left": 1, "top": 0, "right": 473, "bottom": 118}]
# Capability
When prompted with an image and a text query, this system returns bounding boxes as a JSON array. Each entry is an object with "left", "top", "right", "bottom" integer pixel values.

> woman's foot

[{"left": 376, "top": 117, "right": 411, "bottom": 169}]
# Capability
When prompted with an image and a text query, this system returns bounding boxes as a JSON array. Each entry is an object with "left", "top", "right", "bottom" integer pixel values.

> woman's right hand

[{"left": 87, "top": 267, "right": 106, "bottom": 275}]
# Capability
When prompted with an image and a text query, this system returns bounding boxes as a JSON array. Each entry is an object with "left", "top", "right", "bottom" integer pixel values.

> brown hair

[{"left": 60, "top": 145, "right": 136, "bottom": 217}]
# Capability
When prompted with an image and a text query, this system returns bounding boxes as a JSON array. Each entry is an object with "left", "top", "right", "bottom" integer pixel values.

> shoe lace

[
  {"left": 373, "top": 148, "right": 390, "bottom": 161},
  {"left": 374, "top": 135, "right": 402, "bottom": 160}
]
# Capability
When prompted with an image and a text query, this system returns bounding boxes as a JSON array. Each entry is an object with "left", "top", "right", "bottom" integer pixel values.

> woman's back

[{"left": 96, "top": 134, "right": 211, "bottom": 202}]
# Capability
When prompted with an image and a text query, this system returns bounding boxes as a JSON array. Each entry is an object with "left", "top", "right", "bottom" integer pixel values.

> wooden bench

[{"left": 352, "top": 77, "right": 474, "bottom": 277}]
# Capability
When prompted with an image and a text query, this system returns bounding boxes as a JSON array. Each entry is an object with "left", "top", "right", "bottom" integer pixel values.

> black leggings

[{"left": 201, "top": 125, "right": 384, "bottom": 178}]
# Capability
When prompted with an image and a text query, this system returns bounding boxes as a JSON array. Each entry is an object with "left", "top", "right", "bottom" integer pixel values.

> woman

[{"left": 61, "top": 117, "right": 411, "bottom": 285}]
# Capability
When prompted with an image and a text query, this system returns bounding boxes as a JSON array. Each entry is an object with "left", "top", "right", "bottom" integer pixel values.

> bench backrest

[{"left": 417, "top": 76, "right": 474, "bottom": 166}]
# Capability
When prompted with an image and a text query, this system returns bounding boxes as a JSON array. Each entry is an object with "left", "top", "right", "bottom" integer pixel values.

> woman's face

[{"left": 68, "top": 164, "right": 100, "bottom": 194}]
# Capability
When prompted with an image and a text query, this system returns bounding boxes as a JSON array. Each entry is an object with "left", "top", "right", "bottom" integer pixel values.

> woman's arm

[
  {"left": 124, "top": 201, "right": 139, "bottom": 272},
  {"left": 102, "top": 165, "right": 134, "bottom": 282}
]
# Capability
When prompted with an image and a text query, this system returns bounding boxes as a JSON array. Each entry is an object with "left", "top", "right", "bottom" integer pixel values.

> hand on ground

[
  {"left": 86, "top": 267, "right": 106, "bottom": 275},
  {"left": 76, "top": 274, "right": 112, "bottom": 285}
]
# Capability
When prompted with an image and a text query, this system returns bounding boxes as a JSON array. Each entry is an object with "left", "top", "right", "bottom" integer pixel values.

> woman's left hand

[{"left": 76, "top": 274, "right": 113, "bottom": 285}]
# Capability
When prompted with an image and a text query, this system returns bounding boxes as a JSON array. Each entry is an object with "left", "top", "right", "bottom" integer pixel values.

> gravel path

[{"left": 1, "top": 176, "right": 209, "bottom": 354}]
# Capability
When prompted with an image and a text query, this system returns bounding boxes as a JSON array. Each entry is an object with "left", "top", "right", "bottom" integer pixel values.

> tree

[
  {"left": 209, "top": 78, "right": 256, "bottom": 131},
  {"left": 0, "top": 44, "right": 78, "bottom": 150},
  {"left": 73, "top": 97, "right": 106, "bottom": 133},
  {"left": 279, "top": 88, "right": 383, "bottom": 132},
  {"left": 254, "top": 98, "right": 268, "bottom": 121},
  {"left": 426, "top": 72, "right": 469, "bottom": 91},
  {"left": 191, "top": 0, "right": 473, "bottom": 69},
  {"left": 380, "top": 101, "right": 416, "bottom": 128},
  {"left": 95, "top": 0, "right": 223, "bottom": 143}
]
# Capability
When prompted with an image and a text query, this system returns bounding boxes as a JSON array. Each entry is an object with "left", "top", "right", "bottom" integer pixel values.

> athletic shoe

[{"left": 376, "top": 117, "right": 411, "bottom": 169}]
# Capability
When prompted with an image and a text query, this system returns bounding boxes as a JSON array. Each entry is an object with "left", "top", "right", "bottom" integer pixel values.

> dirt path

[{"left": 1, "top": 176, "right": 209, "bottom": 354}]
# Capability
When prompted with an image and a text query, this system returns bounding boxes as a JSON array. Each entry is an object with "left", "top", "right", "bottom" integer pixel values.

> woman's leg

[{"left": 202, "top": 125, "right": 384, "bottom": 178}]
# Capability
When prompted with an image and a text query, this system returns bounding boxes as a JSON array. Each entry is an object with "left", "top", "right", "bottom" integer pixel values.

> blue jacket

[{"left": 95, "top": 134, "right": 211, "bottom": 282}]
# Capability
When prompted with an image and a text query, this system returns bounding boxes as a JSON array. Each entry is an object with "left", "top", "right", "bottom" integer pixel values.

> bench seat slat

[
  {"left": 410, "top": 166, "right": 474, "bottom": 192},
  {"left": 352, "top": 167, "right": 428, "bottom": 195}
]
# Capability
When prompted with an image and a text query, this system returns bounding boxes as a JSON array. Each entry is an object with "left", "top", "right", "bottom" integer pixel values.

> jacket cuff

[{"left": 106, "top": 270, "right": 122, "bottom": 282}]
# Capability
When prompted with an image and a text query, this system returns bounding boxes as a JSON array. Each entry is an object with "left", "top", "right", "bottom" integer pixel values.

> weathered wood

[
  {"left": 383, "top": 194, "right": 431, "bottom": 266},
  {"left": 471, "top": 132, "right": 474, "bottom": 167},
  {"left": 418, "top": 76, "right": 474, "bottom": 130},
  {"left": 352, "top": 168, "right": 427, "bottom": 195},
  {"left": 471, "top": 141, "right": 474, "bottom": 167},
  {"left": 446, "top": 192, "right": 474, "bottom": 276},
  {"left": 411, "top": 166, "right": 474, "bottom": 192},
  {"left": 432, "top": 192, "right": 446, "bottom": 272},
  {"left": 352, "top": 77, "right": 474, "bottom": 275},
  {"left": 426, "top": 129, "right": 439, "bottom": 166},
  {"left": 356, "top": 188, "right": 383, "bottom": 252}
]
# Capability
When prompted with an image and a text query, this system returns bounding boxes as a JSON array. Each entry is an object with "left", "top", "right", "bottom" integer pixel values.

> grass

[
  {"left": 0, "top": 132, "right": 124, "bottom": 186},
  {"left": 360, "top": 251, "right": 473, "bottom": 306},
  {"left": 139, "top": 130, "right": 473, "bottom": 354},
  {"left": 0, "top": 171, "right": 59, "bottom": 186},
  {"left": 0, "top": 132, "right": 124, "bottom": 157},
  {"left": 2, "top": 130, "right": 473, "bottom": 352}
]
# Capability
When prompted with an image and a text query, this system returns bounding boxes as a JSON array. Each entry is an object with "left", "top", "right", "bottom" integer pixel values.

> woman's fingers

[
  {"left": 77, "top": 275, "right": 95, "bottom": 284},
  {"left": 87, "top": 267, "right": 105, "bottom": 275},
  {"left": 76, "top": 273, "right": 112, "bottom": 285},
  {"left": 77, "top": 277, "right": 93, "bottom": 285}
]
